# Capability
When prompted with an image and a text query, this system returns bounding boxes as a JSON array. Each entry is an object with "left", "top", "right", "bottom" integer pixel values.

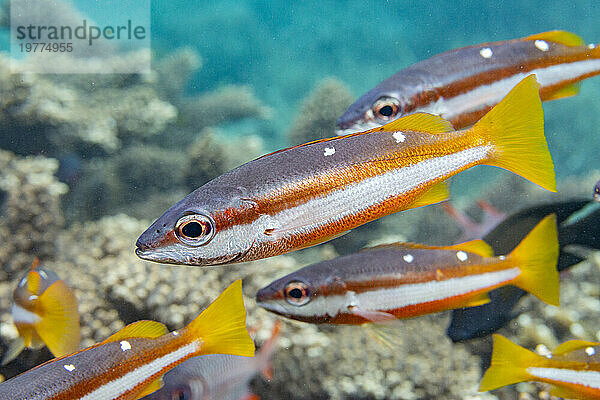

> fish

[
  {"left": 255, "top": 214, "right": 558, "bottom": 324},
  {"left": 594, "top": 179, "right": 600, "bottom": 202},
  {"left": 447, "top": 199, "right": 600, "bottom": 342},
  {"left": 1, "top": 259, "right": 80, "bottom": 365},
  {"left": 135, "top": 74, "right": 556, "bottom": 266},
  {"left": 337, "top": 30, "right": 600, "bottom": 135},
  {"left": 480, "top": 334, "right": 600, "bottom": 400},
  {"left": 0, "top": 280, "right": 255, "bottom": 400},
  {"left": 141, "top": 322, "right": 280, "bottom": 400}
]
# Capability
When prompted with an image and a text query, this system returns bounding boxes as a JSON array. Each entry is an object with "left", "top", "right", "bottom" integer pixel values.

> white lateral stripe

[
  {"left": 264, "top": 146, "right": 491, "bottom": 243},
  {"left": 422, "top": 59, "right": 600, "bottom": 120},
  {"left": 11, "top": 303, "right": 41, "bottom": 325},
  {"left": 259, "top": 268, "right": 520, "bottom": 319},
  {"left": 354, "top": 267, "right": 520, "bottom": 311},
  {"left": 527, "top": 367, "right": 600, "bottom": 389},
  {"left": 79, "top": 341, "right": 199, "bottom": 400}
]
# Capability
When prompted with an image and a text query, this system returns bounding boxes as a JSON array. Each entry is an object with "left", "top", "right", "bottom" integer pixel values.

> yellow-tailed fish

[
  {"left": 136, "top": 75, "right": 556, "bottom": 267},
  {"left": 481, "top": 334, "right": 600, "bottom": 400},
  {"left": 2, "top": 259, "right": 80, "bottom": 365},
  {"left": 337, "top": 30, "right": 600, "bottom": 134},
  {"left": 256, "top": 214, "right": 558, "bottom": 324},
  {"left": 0, "top": 280, "right": 254, "bottom": 400}
]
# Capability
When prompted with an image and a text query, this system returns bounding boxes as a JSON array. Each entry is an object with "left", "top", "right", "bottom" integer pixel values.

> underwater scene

[{"left": 2, "top": 0, "right": 600, "bottom": 399}]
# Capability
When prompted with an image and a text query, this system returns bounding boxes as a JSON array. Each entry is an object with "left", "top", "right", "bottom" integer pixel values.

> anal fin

[
  {"left": 457, "top": 292, "right": 491, "bottom": 308},
  {"left": 133, "top": 377, "right": 163, "bottom": 399},
  {"left": 409, "top": 181, "right": 450, "bottom": 209},
  {"left": 545, "top": 83, "right": 580, "bottom": 101}
]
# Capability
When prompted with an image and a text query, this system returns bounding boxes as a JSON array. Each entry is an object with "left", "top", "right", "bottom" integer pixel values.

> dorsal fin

[
  {"left": 553, "top": 340, "right": 600, "bottom": 356},
  {"left": 444, "top": 240, "right": 494, "bottom": 257},
  {"left": 374, "top": 113, "right": 454, "bottom": 133},
  {"left": 525, "top": 30, "right": 585, "bottom": 47},
  {"left": 102, "top": 320, "right": 168, "bottom": 344}
]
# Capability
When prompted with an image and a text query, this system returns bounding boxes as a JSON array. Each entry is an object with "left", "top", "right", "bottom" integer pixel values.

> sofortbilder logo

[{"left": 10, "top": 0, "right": 150, "bottom": 74}]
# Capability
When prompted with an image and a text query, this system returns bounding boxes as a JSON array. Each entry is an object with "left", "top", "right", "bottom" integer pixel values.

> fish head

[
  {"left": 13, "top": 262, "right": 60, "bottom": 306},
  {"left": 135, "top": 185, "right": 267, "bottom": 266},
  {"left": 336, "top": 89, "right": 407, "bottom": 135},
  {"left": 594, "top": 180, "right": 600, "bottom": 202},
  {"left": 256, "top": 263, "right": 344, "bottom": 323}
]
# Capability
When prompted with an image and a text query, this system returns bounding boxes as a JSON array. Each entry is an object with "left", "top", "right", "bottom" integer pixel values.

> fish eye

[
  {"left": 175, "top": 214, "right": 215, "bottom": 247},
  {"left": 284, "top": 281, "right": 311, "bottom": 306},
  {"left": 372, "top": 97, "right": 401, "bottom": 121}
]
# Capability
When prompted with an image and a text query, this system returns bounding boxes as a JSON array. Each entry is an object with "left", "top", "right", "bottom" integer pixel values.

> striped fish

[
  {"left": 2, "top": 259, "right": 80, "bottom": 365},
  {"left": 142, "top": 322, "right": 280, "bottom": 400},
  {"left": 256, "top": 215, "right": 558, "bottom": 324},
  {"left": 337, "top": 30, "right": 600, "bottom": 134},
  {"left": 135, "top": 75, "right": 555, "bottom": 266},
  {"left": 0, "top": 280, "right": 254, "bottom": 400},
  {"left": 481, "top": 335, "right": 600, "bottom": 400}
]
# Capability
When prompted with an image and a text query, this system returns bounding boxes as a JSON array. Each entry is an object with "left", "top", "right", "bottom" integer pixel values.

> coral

[
  {"left": 287, "top": 77, "right": 354, "bottom": 145},
  {"left": 0, "top": 149, "right": 67, "bottom": 281}
]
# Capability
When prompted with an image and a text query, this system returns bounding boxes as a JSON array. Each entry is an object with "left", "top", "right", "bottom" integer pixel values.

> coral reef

[{"left": 287, "top": 77, "right": 354, "bottom": 145}]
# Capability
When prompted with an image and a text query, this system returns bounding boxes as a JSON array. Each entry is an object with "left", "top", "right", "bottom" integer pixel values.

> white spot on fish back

[
  {"left": 28, "top": 295, "right": 38, "bottom": 301},
  {"left": 498, "top": 255, "right": 506, "bottom": 260},
  {"left": 120, "top": 340, "right": 131, "bottom": 351},
  {"left": 589, "top": 44, "right": 596, "bottom": 49},
  {"left": 535, "top": 40, "right": 549, "bottom": 51},
  {"left": 172, "top": 331, "right": 179, "bottom": 336},
  {"left": 456, "top": 251, "right": 468, "bottom": 262},
  {"left": 79, "top": 341, "right": 201, "bottom": 400},
  {"left": 39, "top": 270, "right": 48, "bottom": 279},
  {"left": 63, "top": 364, "right": 76, "bottom": 372},
  {"left": 586, "top": 347, "right": 596, "bottom": 356},
  {"left": 403, "top": 254, "right": 414, "bottom": 263},
  {"left": 479, "top": 47, "right": 493, "bottom": 58},
  {"left": 392, "top": 131, "right": 406, "bottom": 143},
  {"left": 324, "top": 147, "right": 336, "bottom": 156}
]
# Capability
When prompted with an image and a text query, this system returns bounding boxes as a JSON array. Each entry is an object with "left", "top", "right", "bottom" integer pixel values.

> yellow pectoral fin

[
  {"left": 525, "top": 30, "right": 585, "bottom": 47},
  {"left": 544, "top": 83, "right": 581, "bottom": 101},
  {"left": 444, "top": 240, "right": 494, "bottom": 258},
  {"left": 102, "top": 320, "right": 168, "bottom": 344},
  {"left": 34, "top": 280, "right": 80, "bottom": 357},
  {"left": 133, "top": 377, "right": 163, "bottom": 399},
  {"left": 553, "top": 340, "right": 600, "bottom": 356},
  {"left": 374, "top": 112, "right": 454, "bottom": 134},
  {"left": 409, "top": 181, "right": 450, "bottom": 209}
]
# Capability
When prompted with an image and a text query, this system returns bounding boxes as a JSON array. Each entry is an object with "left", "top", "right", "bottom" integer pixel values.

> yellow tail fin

[
  {"left": 508, "top": 214, "right": 560, "bottom": 306},
  {"left": 183, "top": 279, "right": 255, "bottom": 357},
  {"left": 34, "top": 280, "right": 81, "bottom": 357},
  {"left": 480, "top": 334, "right": 545, "bottom": 392},
  {"left": 472, "top": 74, "right": 557, "bottom": 192}
]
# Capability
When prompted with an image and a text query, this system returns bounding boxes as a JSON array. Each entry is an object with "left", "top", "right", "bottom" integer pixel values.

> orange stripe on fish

[
  {"left": 0, "top": 280, "right": 254, "bottom": 400},
  {"left": 136, "top": 75, "right": 555, "bottom": 266},
  {"left": 256, "top": 214, "right": 558, "bottom": 324},
  {"left": 480, "top": 335, "right": 600, "bottom": 400},
  {"left": 337, "top": 30, "right": 600, "bottom": 134}
]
